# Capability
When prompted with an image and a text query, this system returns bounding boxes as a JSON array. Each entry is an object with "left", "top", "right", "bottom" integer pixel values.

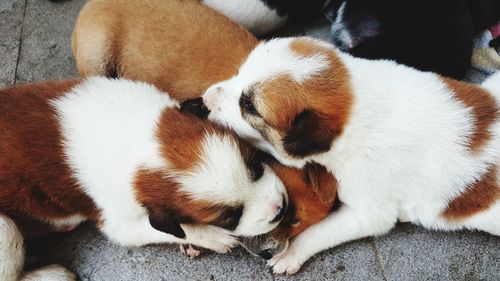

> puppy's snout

[
  {"left": 203, "top": 86, "right": 223, "bottom": 110},
  {"left": 180, "top": 97, "right": 210, "bottom": 119},
  {"left": 258, "top": 249, "right": 273, "bottom": 260}
]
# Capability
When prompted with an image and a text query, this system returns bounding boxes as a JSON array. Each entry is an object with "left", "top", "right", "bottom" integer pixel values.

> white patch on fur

[
  {"left": 201, "top": 37, "right": 500, "bottom": 272},
  {"left": 177, "top": 133, "right": 287, "bottom": 236},
  {"left": 52, "top": 77, "right": 175, "bottom": 246},
  {"left": 330, "top": 1, "right": 354, "bottom": 50},
  {"left": 0, "top": 215, "right": 24, "bottom": 281},
  {"left": 47, "top": 214, "right": 87, "bottom": 229},
  {"left": 21, "top": 265, "right": 76, "bottom": 281},
  {"left": 202, "top": 0, "right": 287, "bottom": 35}
]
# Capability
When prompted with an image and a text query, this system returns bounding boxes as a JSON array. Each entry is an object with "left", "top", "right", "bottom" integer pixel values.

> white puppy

[{"left": 200, "top": 37, "right": 500, "bottom": 274}]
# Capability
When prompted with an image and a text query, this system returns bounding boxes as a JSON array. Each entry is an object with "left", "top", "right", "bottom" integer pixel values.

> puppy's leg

[
  {"left": 0, "top": 214, "right": 24, "bottom": 281},
  {"left": 269, "top": 205, "right": 396, "bottom": 275},
  {"left": 21, "top": 265, "right": 76, "bottom": 281},
  {"left": 182, "top": 224, "right": 239, "bottom": 254}
]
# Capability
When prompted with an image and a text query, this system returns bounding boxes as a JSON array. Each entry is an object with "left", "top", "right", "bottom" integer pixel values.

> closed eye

[{"left": 239, "top": 94, "right": 259, "bottom": 116}]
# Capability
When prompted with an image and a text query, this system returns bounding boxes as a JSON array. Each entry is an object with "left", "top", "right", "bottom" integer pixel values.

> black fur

[
  {"left": 147, "top": 208, "right": 188, "bottom": 239},
  {"left": 180, "top": 98, "right": 210, "bottom": 119},
  {"left": 211, "top": 205, "right": 244, "bottom": 231},
  {"left": 244, "top": 149, "right": 273, "bottom": 182},
  {"left": 327, "top": 0, "right": 500, "bottom": 79},
  {"left": 283, "top": 110, "right": 335, "bottom": 157}
]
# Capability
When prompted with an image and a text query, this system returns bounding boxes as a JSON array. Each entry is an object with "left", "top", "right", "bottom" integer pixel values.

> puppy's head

[
  {"left": 197, "top": 37, "right": 353, "bottom": 168},
  {"left": 240, "top": 162, "right": 338, "bottom": 259},
  {"left": 134, "top": 108, "right": 287, "bottom": 239}
]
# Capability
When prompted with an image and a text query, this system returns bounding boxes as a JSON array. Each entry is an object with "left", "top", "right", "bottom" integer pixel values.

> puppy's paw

[
  {"left": 179, "top": 244, "right": 201, "bottom": 258},
  {"left": 184, "top": 225, "right": 238, "bottom": 254},
  {"left": 21, "top": 264, "right": 77, "bottom": 281},
  {"left": 267, "top": 248, "right": 304, "bottom": 275}
]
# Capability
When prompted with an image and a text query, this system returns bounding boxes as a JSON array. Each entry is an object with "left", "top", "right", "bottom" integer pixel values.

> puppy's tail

[{"left": 0, "top": 214, "right": 24, "bottom": 281}]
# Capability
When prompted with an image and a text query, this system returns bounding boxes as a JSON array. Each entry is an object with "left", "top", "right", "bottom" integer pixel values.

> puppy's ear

[
  {"left": 147, "top": 208, "right": 186, "bottom": 239},
  {"left": 304, "top": 162, "right": 338, "bottom": 204},
  {"left": 283, "top": 110, "right": 337, "bottom": 157}
]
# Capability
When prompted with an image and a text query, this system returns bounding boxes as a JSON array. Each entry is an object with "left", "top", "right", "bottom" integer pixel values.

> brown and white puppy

[
  {"left": 239, "top": 162, "right": 339, "bottom": 259},
  {"left": 0, "top": 77, "right": 288, "bottom": 281},
  {"left": 71, "top": 0, "right": 258, "bottom": 101},
  {"left": 199, "top": 37, "right": 500, "bottom": 274}
]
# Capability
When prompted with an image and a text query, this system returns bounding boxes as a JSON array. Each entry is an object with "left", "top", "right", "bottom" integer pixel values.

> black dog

[{"left": 326, "top": 0, "right": 500, "bottom": 79}]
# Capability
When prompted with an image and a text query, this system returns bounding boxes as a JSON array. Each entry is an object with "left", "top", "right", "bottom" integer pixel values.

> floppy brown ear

[
  {"left": 283, "top": 110, "right": 337, "bottom": 157},
  {"left": 147, "top": 207, "right": 187, "bottom": 239},
  {"left": 304, "top": 162, "right": 338, "bottom": 204}
]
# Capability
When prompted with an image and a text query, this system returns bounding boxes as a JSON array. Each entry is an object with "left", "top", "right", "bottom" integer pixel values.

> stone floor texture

[{"left": 1, "top": 0, "right": 499, "bottom": 280}]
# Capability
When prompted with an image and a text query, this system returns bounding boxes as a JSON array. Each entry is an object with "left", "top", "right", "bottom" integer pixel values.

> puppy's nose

[
  {"left": 258, "top": 249, "right": 273, "bottom": 260},
  {"left": 180, "top": 97, "right": 210, "bottom": 119}
]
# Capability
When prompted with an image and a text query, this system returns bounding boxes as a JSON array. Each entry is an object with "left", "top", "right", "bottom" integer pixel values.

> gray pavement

[{"left": 1, "top": 0, "right": 499, "bottom": 280}]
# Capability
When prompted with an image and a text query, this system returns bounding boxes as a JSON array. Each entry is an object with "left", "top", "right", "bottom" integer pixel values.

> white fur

[
  {"left": 51, "top": 77, "right": 285, "bottom": 248},
  {"left": 0, "top": 215, "right": 24, "bottom": 281},
  {"left": 176, "top": 133, "right": 287, "bottom": 236},
  {"left": 20, "top": 265, "right": 76, "bottom": 281},
  {"left": 202, "top": 0, "right": 287, "bottom": 35},
  {"left": 202, "top": 38, "right": 500, "bottom": 274}
]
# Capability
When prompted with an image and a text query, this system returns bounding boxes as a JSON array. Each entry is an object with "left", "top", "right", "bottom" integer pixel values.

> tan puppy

[{"left": 72, "top": 0, "right": 257, "bottom": 101}]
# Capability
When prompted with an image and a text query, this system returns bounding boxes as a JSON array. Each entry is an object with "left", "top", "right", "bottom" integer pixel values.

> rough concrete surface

[
  {"left": 0, "top": 0, "right": 24, "bottom": 86},
  {"left": 1, "top": 0, "right": 499, "bottom": 280}
]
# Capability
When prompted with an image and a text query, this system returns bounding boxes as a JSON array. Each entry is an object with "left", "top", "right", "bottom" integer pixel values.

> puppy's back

[
  {"left": 0, "top": 80, "right": 99, "bottom": 226},
  {"left": 72, "top": 0, "right": 258, "bottom": 100}
]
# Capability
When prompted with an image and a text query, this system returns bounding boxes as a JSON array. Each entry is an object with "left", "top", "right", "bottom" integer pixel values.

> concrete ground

[{"left": 1, "top": 0, "right": 498, "bottom": 280}]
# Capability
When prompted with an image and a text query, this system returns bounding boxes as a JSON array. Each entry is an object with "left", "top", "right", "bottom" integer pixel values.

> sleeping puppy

[
  {"left": 327, "top": 0, "right": 500, "bottom": 80},
  {"left": 197, "top": 37, "right": 500, "bottom": 274},
  {"left": 202, "top": 0, "right": 331, "bottom": 36},
  {"left": 72, "top": 0, "right": 258, "bottom": 101},
  {"left": 0, "top": 77, "right": 288, "bottom": 280}
]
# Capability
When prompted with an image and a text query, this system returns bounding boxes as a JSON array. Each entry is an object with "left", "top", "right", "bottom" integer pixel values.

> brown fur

[
  {"left": 72, "top": 0, "right": 258, "bottom": 101},
  {"left": 443, "top": 166, "right": 500, "bottom": 220},
  {"left": 134, "top": 168, "right": 242, "bottom": 232},
  {"left": 441, "top": 77, "right": 499, "bottom": 153},
  {"left": 270, "top": 162, "right": 337, "bottom": 238},
  {"left": 0, "top": 80, "right": 100, "bottom": 236},
  {"left": 249, "top": 38, "right": 353, "bottom": 157}
]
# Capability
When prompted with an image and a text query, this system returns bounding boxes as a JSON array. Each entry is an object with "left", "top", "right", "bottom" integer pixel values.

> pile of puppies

[{"left": 1, "top": 0, "right": 499, "bottom": 280}]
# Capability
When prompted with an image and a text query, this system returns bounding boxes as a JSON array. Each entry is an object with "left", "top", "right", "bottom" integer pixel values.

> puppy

[
  {"left": 198, "top": 37, "right": 500, "bottom": 274},
  {"left": 72, "top": 0, "right": 258, "bottom": 101},
  {"left": 327, "top": 0, "right": 500, "bottom": 80},
  {"left": 202, "top": 0, "right": 331, "bottom": 36},
  {"left": 0, "top": 77, "right": 288, "bottom": 280}
]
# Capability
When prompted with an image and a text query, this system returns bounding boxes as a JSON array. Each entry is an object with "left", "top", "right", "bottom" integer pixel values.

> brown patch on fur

[
  {"left": 73, "top": 0, "right": 258, "bottom": 100},
  {"left": 157, "top": 108, "right": 233, "bottom": 172},
  {"left": 253, "top": 38, "right": 353, "bottom": 157},
  {"left": 441, "top": 78, "right": 499, "bottom": 153},
  {"left": 442, "top": 166, "right": 500, "bottom": 220},
  {"left": 0, "top": 81, "right": 100, "bottom": 236},
  {"left": 134, "top": 168, "right": 243, "bottom": 232},
  {"left": 270, "top": 162, "right": 337, "bottom": 237}
]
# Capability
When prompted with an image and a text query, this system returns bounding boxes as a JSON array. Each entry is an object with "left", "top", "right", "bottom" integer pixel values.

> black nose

[
  {"left": 258, "top": 249, "right": 273, "bottom": 260},
  {"left": 180, "top": 97, "right": 210, "bottom": 119}
]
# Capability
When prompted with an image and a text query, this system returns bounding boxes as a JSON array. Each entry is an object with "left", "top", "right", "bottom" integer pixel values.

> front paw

[
  {"left": 267, "top": 246, "right": 308, "bottom": 275},
  {"left": 185, "top": 225, "right": 238, "bottom": 254}
]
